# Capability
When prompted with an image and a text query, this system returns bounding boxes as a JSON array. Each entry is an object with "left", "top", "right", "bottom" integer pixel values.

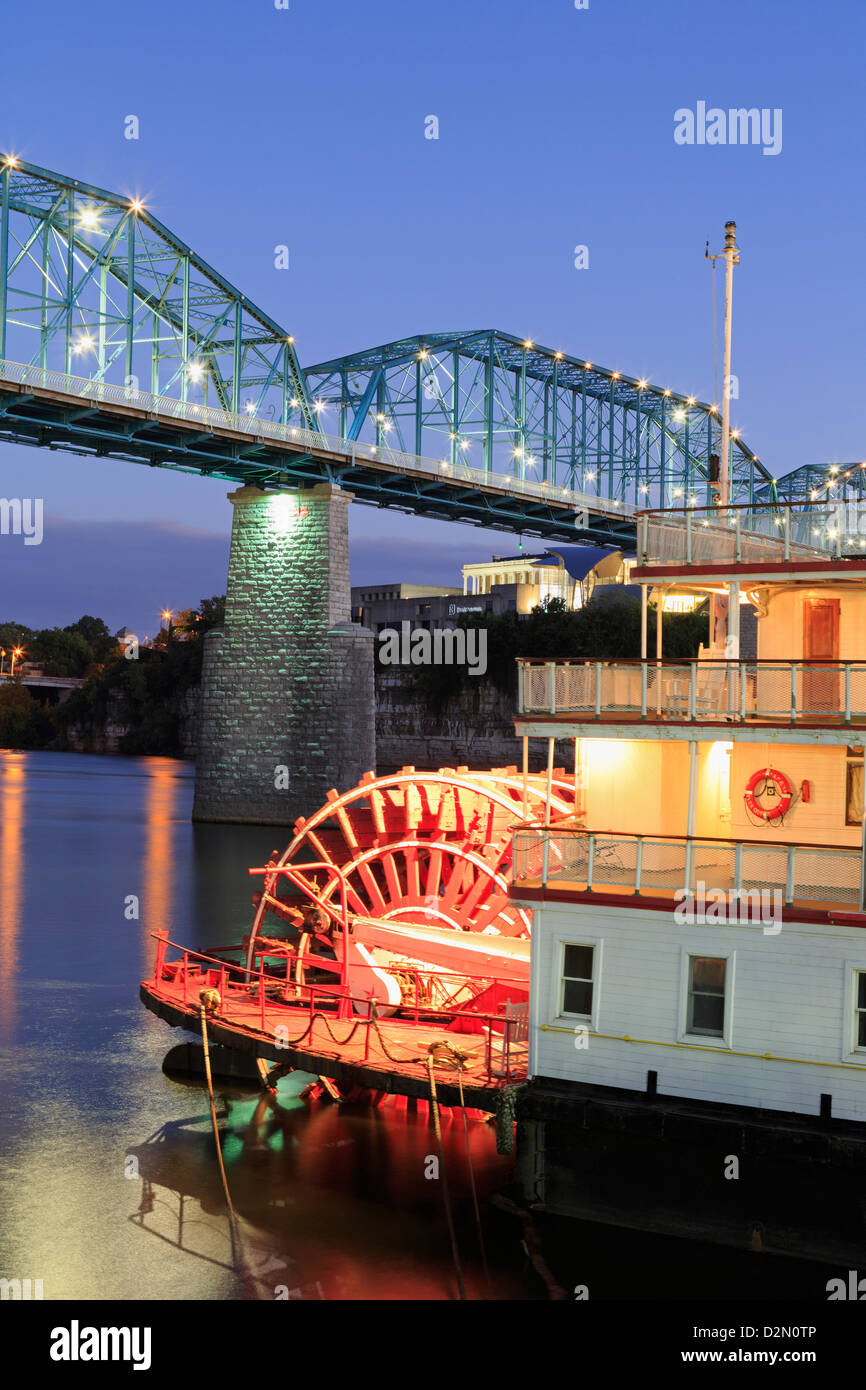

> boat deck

[{"left": 141, "top": 970, "right": 527, "bottom": 1112}]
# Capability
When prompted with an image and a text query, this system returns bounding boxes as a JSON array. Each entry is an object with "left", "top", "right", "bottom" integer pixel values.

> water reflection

[
  {"left": 0, "top": 753, "right": 26, "bottom": 1041},
  {"left": 126, "top": 1076, "right": 520, "bottom": 1301}
]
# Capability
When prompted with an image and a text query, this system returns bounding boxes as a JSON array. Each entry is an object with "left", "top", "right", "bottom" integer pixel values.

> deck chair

[{"left": 488, "top": 999, "right": 529, "bottom": 1078}]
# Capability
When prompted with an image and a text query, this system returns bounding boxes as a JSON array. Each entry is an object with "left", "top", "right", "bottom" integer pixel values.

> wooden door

[{"left": 803, "top": 597, "right": 840, "bottom": 712}]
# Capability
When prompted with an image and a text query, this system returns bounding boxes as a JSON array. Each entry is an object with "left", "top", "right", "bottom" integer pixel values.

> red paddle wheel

[{"left": 247, "top": 764, "right": 578, "bottom": 963}]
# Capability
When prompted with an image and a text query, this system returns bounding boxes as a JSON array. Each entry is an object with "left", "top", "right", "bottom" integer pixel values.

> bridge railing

[
  {"left": 0, "top": 358, "right": 629, "bottom": 521},
  {"left": 637, "top": 500, "right": 866, "bottom": 567},
  {"left": 517, "top": 657, "right": 866, "bottom": 725},
  {"left": 511, "top": 825, "right": 863, "bottom": 907}
]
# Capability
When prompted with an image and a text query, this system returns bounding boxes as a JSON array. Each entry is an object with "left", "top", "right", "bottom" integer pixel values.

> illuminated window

[
  {"left": 687, "top": 956, "right": 726, "bottom": 1036},
  {"left": 846, "top": 747, "right": 863, "bottom": 826},
  {"left": 560, "top": 944, "right": 594, "bottom": 1017}
]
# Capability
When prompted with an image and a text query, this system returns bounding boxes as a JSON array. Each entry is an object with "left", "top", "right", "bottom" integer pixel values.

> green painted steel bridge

[{"left": 0, "top": 157, "right": 775, "bottom": 544}]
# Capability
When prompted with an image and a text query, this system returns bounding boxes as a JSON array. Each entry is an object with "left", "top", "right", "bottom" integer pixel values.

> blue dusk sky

[{"left": 1, "top": 0, "right": 864, "bottom": 639}]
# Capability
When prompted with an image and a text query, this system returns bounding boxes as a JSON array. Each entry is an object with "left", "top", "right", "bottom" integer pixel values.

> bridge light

[
  {"left": 129, "top": 198, "right": 145, "bottom": 214},
  {"left": 523, "top": 340, "right": 533, "bottom": 349},
  {"left": 526, "top": 455, "right": 536, "bottom": 467},
  {"left": 687, "top": 396, "right": 696, "bottom": 406},
  {"left": 584, "top": 362, "right": 592, "bottom": 369},
  {"left": 79, "top": 207, "right": 100, "bottom": 229},
  {"left": 513, "top": 447, "right": 523, "bottom": 457},
  {"left": 287, "top": 335, "right": 294, "bottom": 343},
  {"left": 611, "top": 372, "right": 620, "bottom": 379},
  {"left": 244, "top": 400, "right": 256, "bottom": 414},
  {"left": 71, "top": 333, "right": 95, "bottom": 355},
  {"left": 290, "top": 396, "right": 298, "bottom": 407},
  {"left": 418, "top": 349, "right": 429, "bottom": 359},
  {"left": 731, "top": 428, "right": 740, "bottom": 438},
  {"left": 673, "top": 409, "right": 685, "bottom": 422},
  {"left": 586, "top": 471, "right": 595, "bottom": 481},
  {"left": 639, "top": 484, "right": 648, "bottom": 494},
  {"left": 313, "top": 401, "right": 325, "bottom": 412},
  {"left": 637, "top": 379, "right": 647, "bottom": 389},
  {"left": 460, "top": 439, "right": 470, "bottom": 449},
  {"left": 555, "top": 351, "right": 563, "bottom": 359},
  {"left": 663, "top": 389, "right": 671, "bottom": 397},
  {"left": 4, "top": 154, "right": 19, "bottom": 168},
  {"left": 710, "top": 403, "right": 718, "bottom": 413},
  {"left": 187, "top": 361, "right": 204, "bottom": 382},
  {"left": 673, "top": 488, "right": 683, "bottom": 497}
]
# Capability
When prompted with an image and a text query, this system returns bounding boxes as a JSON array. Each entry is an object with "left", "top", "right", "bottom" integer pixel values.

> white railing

[
  {"left": 637, "top": 502, "right": 866, "bottom": 567},
  {"left": 0, "top": 358, "right": 631, "bottom": 520},
  {"left": 517, "top": 659, "right": 866, "bottom": 725},
  {"left": 511, "top": 826, "right": 862, "bottom": 906}
]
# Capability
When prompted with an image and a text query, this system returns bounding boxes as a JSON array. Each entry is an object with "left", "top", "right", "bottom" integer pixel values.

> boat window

[
  {"left": 687, "top": 956, "right": 726, "bottom": 1036},
  {"left": 561, "top": 943, "right": 594, "bottom": 1017}
]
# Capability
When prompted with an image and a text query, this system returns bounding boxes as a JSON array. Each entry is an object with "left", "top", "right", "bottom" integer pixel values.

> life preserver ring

[{"left": 744, "top": 767, "right": 792, "bottom": 822}]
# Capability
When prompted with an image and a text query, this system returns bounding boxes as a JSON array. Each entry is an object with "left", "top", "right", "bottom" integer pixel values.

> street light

[{"left": 10, "top": 646, "right": 23, "bottom": 675}]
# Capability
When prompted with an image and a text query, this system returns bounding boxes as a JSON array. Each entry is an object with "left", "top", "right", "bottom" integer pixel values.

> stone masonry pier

[{"left": 193, "top": 483, "right": 374, "bottom": 825}]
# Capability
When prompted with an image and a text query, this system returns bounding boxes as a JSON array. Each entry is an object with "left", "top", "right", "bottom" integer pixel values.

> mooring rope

[
  {"left": 200, "top": 1005, "right": 238, "bottom": 1226},
  {"left": 457, "top": 1069, "right": 491, "bottom": 1296},
  {"left": 199, "top": 1005, "right": 275, "bottom": 1300},
  {"left": 426, "top": 1054, "right": 466, "bottom": 1301}
]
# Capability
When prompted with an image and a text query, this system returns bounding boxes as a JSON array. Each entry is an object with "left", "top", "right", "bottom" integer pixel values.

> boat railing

[
  {"left": 149, "top": 932, "right": 529, "bottom": 1081},
  {"left": 636, "top": 499, "right": 866, "bottom": 567},
  {"left": 511, "top": 827, "right": 864, "bottom": 909},
  {"left": 517, "top": 657, "right": 866, "bottom": 726}
]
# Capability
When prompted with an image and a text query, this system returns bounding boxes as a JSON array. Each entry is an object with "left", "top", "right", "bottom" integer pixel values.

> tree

[{"left": 63, "top": 615, "right": 117, "bottom": 663}]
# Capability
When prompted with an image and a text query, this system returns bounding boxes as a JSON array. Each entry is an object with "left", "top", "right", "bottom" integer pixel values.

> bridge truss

[
  {"left": 304, "top": 330, "right": 771, "bottom": 508},
  {"left": 0, "top": 157, "right": 315, "bottom": 428},
  {"left": 0, "top": 156, "right": 773, "bottom": 538}
]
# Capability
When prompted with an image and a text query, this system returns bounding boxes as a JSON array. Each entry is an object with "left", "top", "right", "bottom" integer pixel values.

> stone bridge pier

[{"left": 193, "top": 483, "right": 375, "bottom": 825}]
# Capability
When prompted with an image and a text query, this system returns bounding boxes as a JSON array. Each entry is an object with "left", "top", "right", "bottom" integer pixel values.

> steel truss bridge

[{"left": 0, "top": 157, "right": 773, "bottom": 544}]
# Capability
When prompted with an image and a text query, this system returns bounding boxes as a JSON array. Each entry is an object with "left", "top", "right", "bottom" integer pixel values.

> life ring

[{"left": 744, "top": 767, "right": 792, "bottom": 822}]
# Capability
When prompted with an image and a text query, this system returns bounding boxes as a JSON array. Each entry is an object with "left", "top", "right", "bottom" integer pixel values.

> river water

[{"left": 0, "top": 751, "right": 839, "bottom": 1301}]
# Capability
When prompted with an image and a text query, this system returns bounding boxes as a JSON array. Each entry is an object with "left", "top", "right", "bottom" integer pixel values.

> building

[
  {"left": 352, "top": 545, "right": 635, "bottom": 634},
  {"left": 507, "top": 499, "right": 866, "bottom": 1257}
]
